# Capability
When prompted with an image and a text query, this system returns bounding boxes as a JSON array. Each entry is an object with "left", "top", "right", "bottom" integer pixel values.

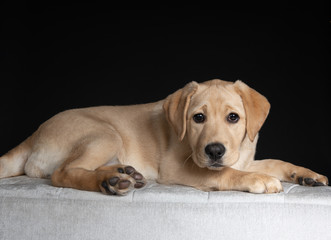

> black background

[{"left": 1, "top": 2, "right": 330, "bottom": 178}]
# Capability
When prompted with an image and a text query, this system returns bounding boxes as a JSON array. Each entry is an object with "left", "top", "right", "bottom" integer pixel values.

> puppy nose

[{"left": 205, "top": 143, "right": 226, "bottom": 161}]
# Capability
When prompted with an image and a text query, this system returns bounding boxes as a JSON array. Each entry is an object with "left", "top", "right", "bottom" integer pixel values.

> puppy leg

[
  {"left": 159, "top": 163, "right": 282, "bottom": 194},
  {"left": 247, "top": 159, "right": 328, "bottom": 186},
  {"left": 216, "top": 167, "right": 283, "bottom": 193},
  {"left": 53, "top": 165, "right": 146, "bottom": 196},
  {"left": 0, "top": 136, "right": 33, "bottom": 178},
  {"left": 51, "top": 136, "right": 146, "bottom": 195}
]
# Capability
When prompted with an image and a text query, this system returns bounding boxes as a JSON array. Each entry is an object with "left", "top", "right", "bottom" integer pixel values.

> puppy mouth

[
  {"left": 207, "top": 162, "right": 224, "bottom": 169},
  {"left": 193, "top": 153, "right": 225, "bottom": 169},
  {"left": 210, "top": 162, "right": 223, "bottom": 167}
]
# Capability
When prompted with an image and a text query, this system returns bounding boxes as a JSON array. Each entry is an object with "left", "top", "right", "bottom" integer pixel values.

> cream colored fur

[{"left": 0, "top": 79, "right": 328, "bottom": 195}]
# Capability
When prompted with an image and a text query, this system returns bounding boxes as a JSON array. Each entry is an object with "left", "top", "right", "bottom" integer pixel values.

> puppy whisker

[{"left": 183, "top": 153, "right": 193, "bottom": 167}]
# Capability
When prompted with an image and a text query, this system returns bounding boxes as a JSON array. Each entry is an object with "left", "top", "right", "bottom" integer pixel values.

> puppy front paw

[
  {"left": 290, "top": 169, "right": 328, "bottom": 187},
  {"left": 245, "top": 173, "right": 283, "bottom": 194}
]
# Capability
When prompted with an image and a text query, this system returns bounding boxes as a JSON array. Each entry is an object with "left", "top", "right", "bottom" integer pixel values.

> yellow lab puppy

[{"left": 0, "top": 79, "right": 328, "bottom": 195}]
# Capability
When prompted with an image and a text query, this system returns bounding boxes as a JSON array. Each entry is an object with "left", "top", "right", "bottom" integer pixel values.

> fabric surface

[{"left": 0, "top": 176, "right": 330, "bottom": 240}]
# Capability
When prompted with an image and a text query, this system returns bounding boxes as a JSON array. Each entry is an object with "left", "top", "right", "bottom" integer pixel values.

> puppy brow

[
  {"left": 224, "top": 104, "right": 241, "bottom": 114},
  {"left": 191, "top": 104, "right": 208, "bottom": 114}
]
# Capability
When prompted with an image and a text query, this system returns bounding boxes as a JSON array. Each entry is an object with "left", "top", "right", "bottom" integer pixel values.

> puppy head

[{"left": 163, "top": 79, "right": 270, "bottom": 170}]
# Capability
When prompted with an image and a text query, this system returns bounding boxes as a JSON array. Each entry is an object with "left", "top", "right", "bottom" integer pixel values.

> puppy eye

[
  {"left": 193, "top": 113, "right": 206, "bottom": 123},
  {"left": 227, "top": 113, "right": 240, "bottom": 123}
]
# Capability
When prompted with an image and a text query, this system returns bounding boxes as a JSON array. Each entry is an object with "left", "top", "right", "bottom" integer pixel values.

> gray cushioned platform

[{"left": 1, "top": 176, "right": 330, "bottom": 240}]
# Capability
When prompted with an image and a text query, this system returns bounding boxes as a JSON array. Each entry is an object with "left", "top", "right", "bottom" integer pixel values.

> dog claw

[
  {"left": 134, "top": 182, "right": 145, "bottom": 188},
  {"left": 312, "top": 182, "right": 325, "bottom": 187},
  {"left": 117, "top": 168, "right": 125, "bottom": 174},
  {"left": 101, "top": 181, "right": 117, "bottom": 195},
  {"left": 124, "top": 166, "right": 135, "bottom": 174}
]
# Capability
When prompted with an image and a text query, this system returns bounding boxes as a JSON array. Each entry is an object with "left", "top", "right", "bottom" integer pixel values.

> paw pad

[
  {"left": 298, "top": 177, "right": 326, "bottom": 187},
  {"left": 100, "top": 165, "right": 146, "bottom": 195}
]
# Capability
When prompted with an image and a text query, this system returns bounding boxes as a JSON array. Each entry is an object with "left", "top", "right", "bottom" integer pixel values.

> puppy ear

[
  {"left": 234, "top": 80, "right": 270, "bottom": 142},
  {"left": 163, "top": 81, "right": 199, "bottom": 141}
]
